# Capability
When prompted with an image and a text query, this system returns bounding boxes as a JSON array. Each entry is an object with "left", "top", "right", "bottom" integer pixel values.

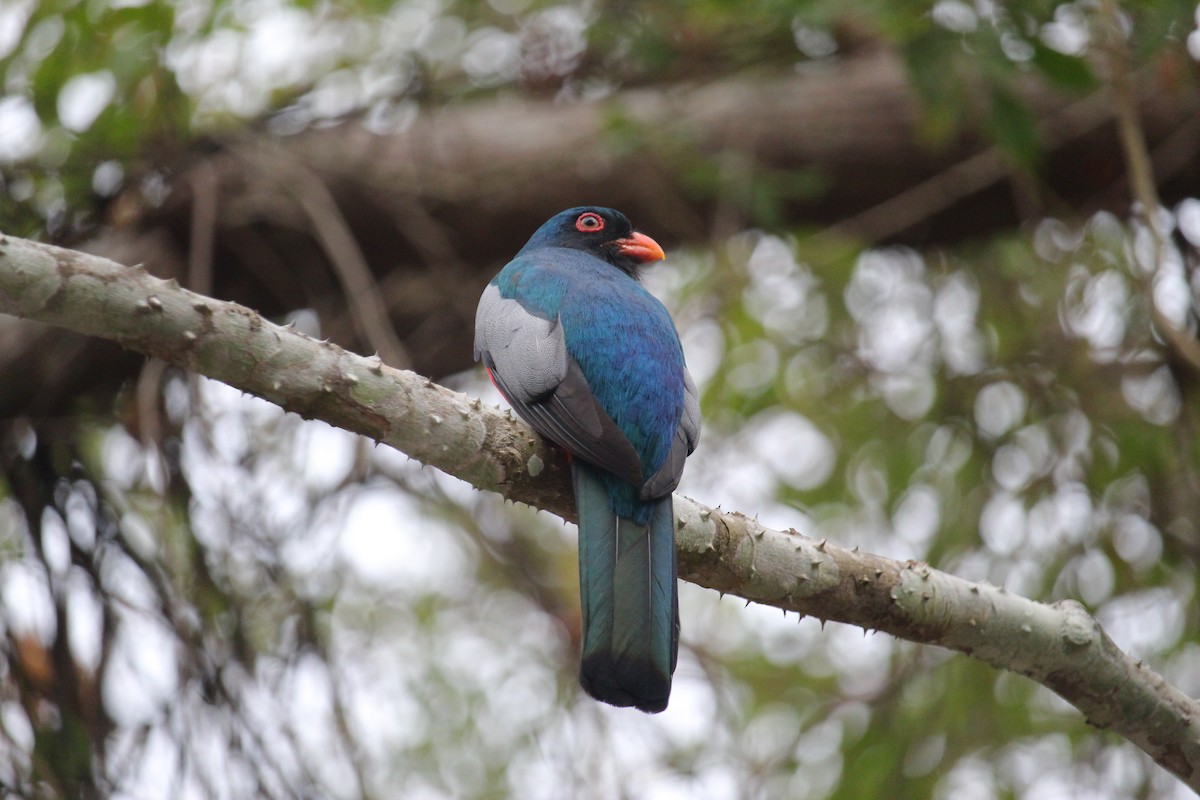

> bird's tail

[{"left": 573, "top": 462, "right": 679, "bottom": 713}]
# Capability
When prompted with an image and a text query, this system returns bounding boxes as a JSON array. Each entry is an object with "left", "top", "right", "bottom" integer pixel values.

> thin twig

[
  {"left": 825, "top": 86, "right": 1110, "bottom": 241},
  {"left": 187, "top": 160, "right": 219, "bottom": 297},
  {"left": 1097, "top": 0, "right": 1200, "bottom": 375},
  {"left": 1099, "top": 1, "right": 1163, "bottom": 212},
  {"left": 825, "top": 54, "right": 1185, "bottom": 245},
  {"left": 236, "top": 141, "right": 412, "bottom": 370}
]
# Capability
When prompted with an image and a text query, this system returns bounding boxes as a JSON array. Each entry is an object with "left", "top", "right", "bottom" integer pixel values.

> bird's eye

[{"left": 575, "top": 213, "right": 605, "bottom": 233}]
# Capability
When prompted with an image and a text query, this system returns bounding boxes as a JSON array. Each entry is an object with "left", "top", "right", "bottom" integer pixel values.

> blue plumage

[
  {"left": 474, "top": 207, "right": 700, "bottom": 712},
  {"left": 494, "top": 247, "right": 685, "bottom": 519}
]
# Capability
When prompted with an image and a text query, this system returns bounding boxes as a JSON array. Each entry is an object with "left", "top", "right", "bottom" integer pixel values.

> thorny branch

[{"left": 1, "top": 232, "right": 1199, "bottom": 788}]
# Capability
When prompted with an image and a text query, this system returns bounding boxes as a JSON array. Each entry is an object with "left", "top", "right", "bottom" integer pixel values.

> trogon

[{"left": 474, "top": 207, "right": 700, "bottom": 713}]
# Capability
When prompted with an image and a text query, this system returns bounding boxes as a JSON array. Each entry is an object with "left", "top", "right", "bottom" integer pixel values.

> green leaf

[
  {"left": 986, "top": 85, "right": 1041, "bottom": 168},
  {"left": 1031, "top": 41, "right": 1098, "bottom": 92}
]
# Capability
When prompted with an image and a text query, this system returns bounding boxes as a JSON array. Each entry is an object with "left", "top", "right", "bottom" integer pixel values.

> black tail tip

[{"left": 580, "top": 657, "right": 671, "bottom": 714}]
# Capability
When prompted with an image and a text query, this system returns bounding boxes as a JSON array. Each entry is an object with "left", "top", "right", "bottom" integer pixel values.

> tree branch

[
  {"left": 5, "top": 50, "right": 1196, "bottom": 418},
  {"left": 1, "top": 232, "right": 1198, "bottom": 788}
]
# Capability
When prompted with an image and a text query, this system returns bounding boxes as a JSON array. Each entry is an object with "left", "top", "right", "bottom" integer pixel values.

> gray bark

[{"left": 2, "top": 231, "right": 1198, "bottom": 789}]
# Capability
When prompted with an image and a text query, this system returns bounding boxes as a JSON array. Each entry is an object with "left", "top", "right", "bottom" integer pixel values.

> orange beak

[{"left": 613, "top": 231, "right": 666, "bottom": 263}]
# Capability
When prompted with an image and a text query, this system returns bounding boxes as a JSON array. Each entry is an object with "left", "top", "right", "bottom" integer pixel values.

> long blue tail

[{"left": 573, "top": 463, "right": 679, "bottom": 713}]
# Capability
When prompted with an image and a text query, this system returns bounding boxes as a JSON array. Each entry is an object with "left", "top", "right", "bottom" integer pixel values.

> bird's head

[{"left": 523, "top": 207, "right": 666, "bottom": 277}]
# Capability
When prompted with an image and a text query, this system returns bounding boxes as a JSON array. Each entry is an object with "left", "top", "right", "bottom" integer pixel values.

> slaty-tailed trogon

[{"left": 474, "top": 207, "right": 700, "bottom": 713}]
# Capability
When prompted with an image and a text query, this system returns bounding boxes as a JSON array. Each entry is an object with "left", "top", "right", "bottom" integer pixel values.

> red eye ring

[{"left": 575, "top": 212, "right": 605, "bottom": 233}]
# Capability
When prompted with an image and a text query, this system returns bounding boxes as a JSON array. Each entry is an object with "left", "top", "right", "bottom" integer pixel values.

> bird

[{"left": 474, "top": 207, "right": 700, "bottom": 713}]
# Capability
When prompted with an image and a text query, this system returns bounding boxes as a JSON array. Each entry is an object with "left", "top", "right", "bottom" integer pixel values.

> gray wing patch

[
  {"left": 640, "top": 369, "right": 702, "bottom": 500},
  {"left": 474, "top": 283, "right": 565, "bottom": 403},
  {"left": 681, "top": 369, "right": 702, "bottom": 454},
  {"left": 476, "top": 283, "right": 644, "bottom": 485}
]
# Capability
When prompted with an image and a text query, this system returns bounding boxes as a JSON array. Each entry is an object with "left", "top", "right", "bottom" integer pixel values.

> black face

[
  {"left": 528, "top": 206, "right": 648, "bottom": 277},
  {"left": 545, "top": 206, "right": 633, "bottom": 248}
]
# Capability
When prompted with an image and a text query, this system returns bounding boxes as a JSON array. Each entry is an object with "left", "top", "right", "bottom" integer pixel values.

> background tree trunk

[{"left": 4, "top": 49, "right": 1197, "bottom": 416}]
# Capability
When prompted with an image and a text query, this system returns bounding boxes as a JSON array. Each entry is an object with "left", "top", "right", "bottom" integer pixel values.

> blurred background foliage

[{"left": 2, "top": 0, "right": 1200, "bottom": 798}]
